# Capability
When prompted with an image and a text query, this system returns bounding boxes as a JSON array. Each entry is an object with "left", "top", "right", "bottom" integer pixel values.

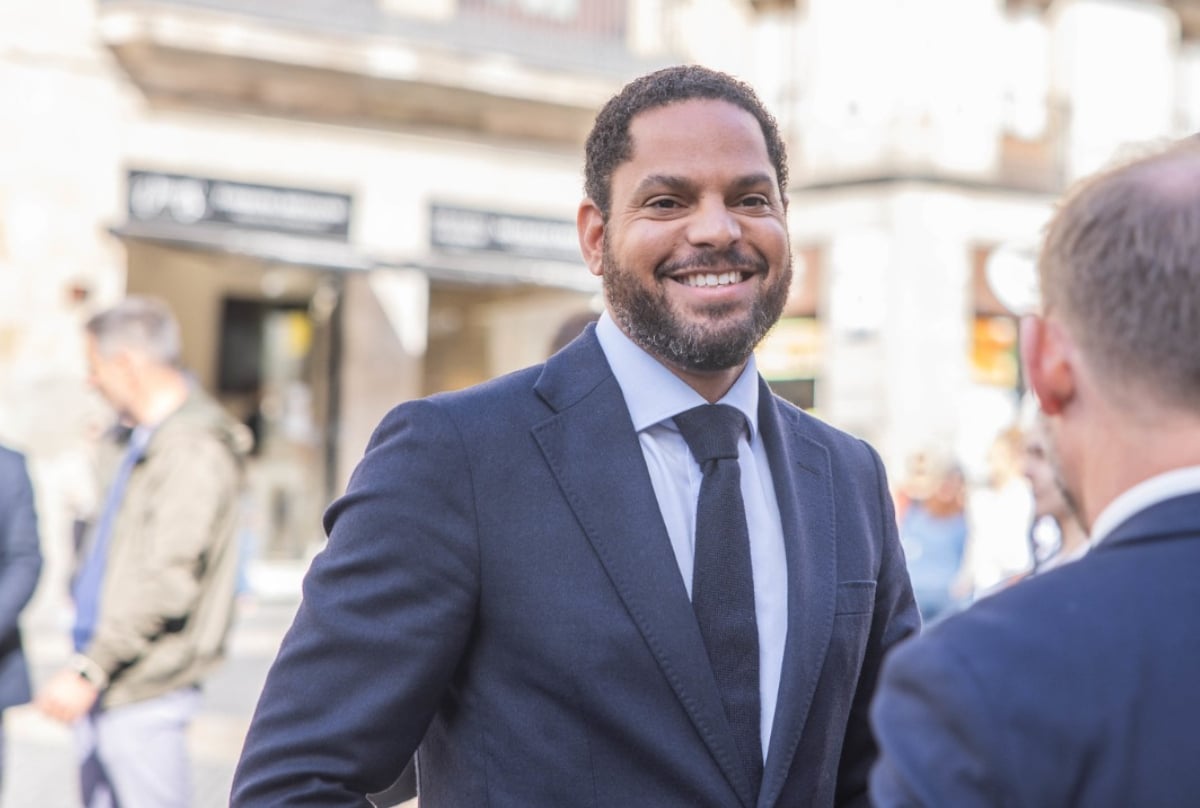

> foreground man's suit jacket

[
  {"left": 232, "top": 328, "right": 919, "bottom": 808},
  {"left": 870, "top": 490, "right": 1200, "bottom": 807},
  {"left": 0, "top": 447, "right": 41, "bottom": 714}
]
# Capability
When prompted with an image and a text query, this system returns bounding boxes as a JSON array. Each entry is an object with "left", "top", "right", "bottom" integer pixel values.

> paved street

[{"left": 1, "top": 561, "right": 346, "bottom": 808}]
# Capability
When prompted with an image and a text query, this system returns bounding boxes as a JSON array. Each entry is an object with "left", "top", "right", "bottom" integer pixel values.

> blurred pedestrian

[
  {"left": 960, "top": 425, "right": 1034, "bottom": 596},
  {"left": 233, "top": 64, "right": 918, "bottom": 807},
  {"left": 870, "top": 137, "right": 1200, "bottom": 806},
  {"left": 896, "top": 451, "right": 969, "bottom": 623},
  {"left": 35, "top": 296, "right": 252, "bottom": 808},
  {"left": 0, "top": 444, "right": 42, "bottom": 791},
  {"left": 1021, "top": 415, "right": 1088, "bottom": 573}
]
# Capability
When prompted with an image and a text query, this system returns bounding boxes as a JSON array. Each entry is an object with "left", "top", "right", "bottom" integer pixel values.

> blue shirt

[
  {"left": 594, "top": 312, "right": 788, "bottom": 760},
  {"left": 72, "top": 425, "right": 154, "bottom": 652}
]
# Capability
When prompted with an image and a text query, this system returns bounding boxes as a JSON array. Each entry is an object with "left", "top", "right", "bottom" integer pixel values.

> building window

[{"left": 970, "top": 245, "right": 1021, "bottom": 390}]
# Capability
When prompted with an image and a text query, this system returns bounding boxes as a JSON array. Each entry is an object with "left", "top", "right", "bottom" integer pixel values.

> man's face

[
  {"left": 591, "top": 99, "right": 792, "bottom": 372},
  {"left": 85, "top": 335, "right": 135, "bottom": 418}
]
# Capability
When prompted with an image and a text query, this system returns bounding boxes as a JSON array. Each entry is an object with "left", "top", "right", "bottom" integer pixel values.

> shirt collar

[
  {"left": 595, "top": 311, "right": 759, "bottom": 442},
  {"left": 1089, "top": 465, "right": 1200, "bottom": 546},
  {"left": 125, "top": 424, "right": 156, "bottom": 457}
]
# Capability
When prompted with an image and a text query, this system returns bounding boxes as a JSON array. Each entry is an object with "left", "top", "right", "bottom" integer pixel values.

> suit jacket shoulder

[
  {"left": 871, "top": 491, "right": 1200, "bottom": 808},
  {"left": 0, "top": 444, "right": 41, "bottom": 710}
]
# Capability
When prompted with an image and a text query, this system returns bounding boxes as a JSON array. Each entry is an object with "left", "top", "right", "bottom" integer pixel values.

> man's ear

[
  {"left": 1020, "top": 314, "right": 1076, "bottom": 416},
  {"left": 577, "top": 198, "right": 606, "bottom": 278}
]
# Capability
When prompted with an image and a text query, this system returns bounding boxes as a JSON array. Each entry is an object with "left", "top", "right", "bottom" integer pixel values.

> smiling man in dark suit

[
  {"left": 869, "top": 138, "right": 1200, "bottom": 807},
  {"left": 232, "top": 64, "right": 919, "bottom": 808}
]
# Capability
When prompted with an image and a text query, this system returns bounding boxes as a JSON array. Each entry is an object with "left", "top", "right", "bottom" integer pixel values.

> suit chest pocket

[
  {"left": 835, "top": 580, "right": 876, "bottom": 617},
  {"left": 827, "top": 580, "right": 876, "bottom": 686}
]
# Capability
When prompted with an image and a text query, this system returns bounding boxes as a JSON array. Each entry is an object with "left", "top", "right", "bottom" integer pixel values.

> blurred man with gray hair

[
  {"left": 37, "top": 295, "right": 251, "bottom": 808},
  {"left": 870, "top": 138, "right": 1200, "bottom": 806}
]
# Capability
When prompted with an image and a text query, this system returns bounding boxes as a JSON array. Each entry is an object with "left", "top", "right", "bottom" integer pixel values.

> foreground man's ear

[
  {"left": 1020, "top": 314, "right": 1076, "bottom": 417},
  {"left": 577, "top": 198, "right": 606, "bottom": 278}
]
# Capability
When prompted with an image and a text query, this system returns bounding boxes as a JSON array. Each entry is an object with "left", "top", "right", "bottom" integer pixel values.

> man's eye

[
  {"left": 648, "top": 198, "right": 681, "bottom": 209},
  {"left": 738, "top": 195, "right": 770, "bottom": 208}
]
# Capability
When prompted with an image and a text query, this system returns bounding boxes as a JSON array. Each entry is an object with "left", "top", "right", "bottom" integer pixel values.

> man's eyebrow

[
  {"left": 729, "top": 172, "right": 777, "bottom": 192},
  {"left": 632, "top": 174, "right": 695, "bottom": 197},
  {"left": 631, "top": 172, "right": 778, "bottom": 197}
]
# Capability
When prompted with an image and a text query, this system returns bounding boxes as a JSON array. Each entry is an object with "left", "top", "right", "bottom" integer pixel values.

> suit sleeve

[
  {"left": 837, "top": 443, "right": 921, "bottom": 807},
  {"left": 231, "top": 399, "right": 480, "bottom": 806},
  {"left": 0, "top": 452, "right": 42, "bottom": 640},
  {"left": 868, "top": 632, "right": 1008, "bottom": 808}
]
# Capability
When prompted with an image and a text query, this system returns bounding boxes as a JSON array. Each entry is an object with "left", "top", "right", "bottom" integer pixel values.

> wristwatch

[{"left": 68, "top": 653, "right": 109, "bottom": 690}]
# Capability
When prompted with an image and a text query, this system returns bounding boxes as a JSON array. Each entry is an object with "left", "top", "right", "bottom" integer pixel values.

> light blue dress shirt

[
  {"left": 72, "top": 424, "right": 154, "bottom": 651},
  {"left": 594, "top": 312, "right": 788, "bottom": 760}
]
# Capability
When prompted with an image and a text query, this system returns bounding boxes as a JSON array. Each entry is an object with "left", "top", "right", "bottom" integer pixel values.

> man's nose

[{"left": 686, "top": 197, "right": 741, "bottom": 249}]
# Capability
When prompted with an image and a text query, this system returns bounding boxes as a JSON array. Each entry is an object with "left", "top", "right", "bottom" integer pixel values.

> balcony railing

[
  {"left": 792, "top": 98, "right": 1073, "bottom": 196},
  {"left": 458, "top": 0, "right": 627, "bottom": 41}
]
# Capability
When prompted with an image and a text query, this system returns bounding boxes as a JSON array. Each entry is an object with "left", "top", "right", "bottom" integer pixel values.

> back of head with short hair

[
  {"left": 584, "top": 64, "right": 789, "bottom": 219},
  {"left": 1038, "top": 138, "right": 1200, "bottom": 412},
  {"left": 86, "top": 295, "right": 183, "bottom": 369}
]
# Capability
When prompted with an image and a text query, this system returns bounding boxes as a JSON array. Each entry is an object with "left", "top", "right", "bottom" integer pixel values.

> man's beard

[
  {"left": 602, "top": 240, "right": 792, "bottom": 372},
  {"left": 1040, "top": 416, "right": 1084, "bottom": 529}
]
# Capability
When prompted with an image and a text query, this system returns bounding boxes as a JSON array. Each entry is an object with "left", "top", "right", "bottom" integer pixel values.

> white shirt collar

[
  {"left": 594, "top": 311, "right": 760, "bottom": 441},
  {"left": 1089, "top": 465, "right": 1200, "bottom": 546}
]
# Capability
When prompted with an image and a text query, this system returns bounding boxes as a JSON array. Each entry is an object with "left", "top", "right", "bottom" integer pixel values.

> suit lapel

[
  {"left": 532, "top": 332, "right": 758, "bottom": 808},
  {"left": 756, "top": 384, "right": 838, "bottom": 807}
]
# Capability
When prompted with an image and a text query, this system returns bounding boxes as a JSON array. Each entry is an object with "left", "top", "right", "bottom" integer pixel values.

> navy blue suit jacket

[
  {"left": 233, "top": 327, "right": 918, "bottom": 807},
  {"left": 870, "top": 490, "right": 1200, "bottom": 807},
  {"left": 0, "top": 446, "right": 41, "bottom": 712}
]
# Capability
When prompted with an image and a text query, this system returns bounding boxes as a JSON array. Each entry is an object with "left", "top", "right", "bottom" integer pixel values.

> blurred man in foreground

[
  {"left": 0, "top": 444, "right": 41, "bottom": 789},
  {"left": 37, "top": 296, "right": 251, "bottom": 808},
  {"left": 870, "top": 138, "right": 1200, "bottom": 806}
]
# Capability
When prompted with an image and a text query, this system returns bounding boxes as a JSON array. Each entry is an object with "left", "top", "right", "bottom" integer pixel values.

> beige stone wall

[
  {"left": 0, "top": 0, "right": 140, "bottom": 611},
  {"left": 3, "top": 0, "right": 1196, "bottom": 587}
]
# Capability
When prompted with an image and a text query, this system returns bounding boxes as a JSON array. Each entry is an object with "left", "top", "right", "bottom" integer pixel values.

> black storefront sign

[
  {"left": 128, "top": 170, "right": 353, "bottom": 240},
  {"left": 430, "top": 204, "right": 580, "bottom": 263}
]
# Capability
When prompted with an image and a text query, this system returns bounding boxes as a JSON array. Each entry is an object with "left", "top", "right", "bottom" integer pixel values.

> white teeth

[{"left": 682, "top": 272, "right": 741, "bottom": 288}]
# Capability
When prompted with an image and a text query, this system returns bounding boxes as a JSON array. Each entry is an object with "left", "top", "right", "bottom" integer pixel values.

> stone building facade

[{"left": 2, "top": 0, "right": 1198, "bottom": 597}]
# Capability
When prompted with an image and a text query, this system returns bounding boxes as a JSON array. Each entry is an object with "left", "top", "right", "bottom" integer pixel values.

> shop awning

[
  {"left": 379, "top": 252, "right": 599, "bottom": 293},
  {"left": 112, "top": 222, "right": 599, "bottom": 292},
  {"left": 111, "top": 221, "right": 373, "bottom": 273}
]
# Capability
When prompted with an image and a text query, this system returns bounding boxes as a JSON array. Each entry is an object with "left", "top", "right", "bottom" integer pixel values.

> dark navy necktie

[{"left": 674, "top": 403, "right": 763, "bottom": 794}]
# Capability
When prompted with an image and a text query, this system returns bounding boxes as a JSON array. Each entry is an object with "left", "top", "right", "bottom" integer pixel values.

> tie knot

[{"left": 674, "top": 403, "right": 746, "bottom": 464}]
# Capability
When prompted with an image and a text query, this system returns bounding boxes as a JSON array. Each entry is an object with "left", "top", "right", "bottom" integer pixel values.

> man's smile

[{"left": 676, "top": 270, "right": 751, "bottom": 288}]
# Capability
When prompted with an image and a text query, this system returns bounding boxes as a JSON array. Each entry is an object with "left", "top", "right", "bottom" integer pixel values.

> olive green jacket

[{"left": 82, "top": 387, "right": 252, "bottom": 708}]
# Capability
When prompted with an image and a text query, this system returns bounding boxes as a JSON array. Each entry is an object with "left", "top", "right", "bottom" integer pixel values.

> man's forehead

[
  {"left": 628, "top": 97, "right": 762, "bottom": 138},
  {"left": 621, "top": 100, "right": 775, "bottom": 178},
  {"left": 86, "top": 334, "right": 132, "bottom": 363}
]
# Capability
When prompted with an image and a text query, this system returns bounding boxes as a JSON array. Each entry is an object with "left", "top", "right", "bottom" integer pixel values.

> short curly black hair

[{"left": 584, "top": 64, "right": 788, "bottom": 219}]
